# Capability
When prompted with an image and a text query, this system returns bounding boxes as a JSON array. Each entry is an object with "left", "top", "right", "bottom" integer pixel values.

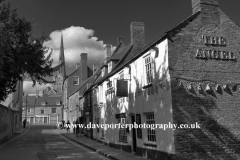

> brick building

[
  {"left": 65, "top": 53, "right": 93, "bottom": 123},
  {"left": 22, "top": 87, "right": 62, "bottom": 124},
  {"left": 86, "top": 0, "right": 240, "bottom": 159}
]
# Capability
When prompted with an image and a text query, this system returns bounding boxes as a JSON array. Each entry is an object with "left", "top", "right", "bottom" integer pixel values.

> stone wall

[
  {"left": 0, "top": 104, "right": 21, "bottom": 144},
  {"left": 168, "top": 6, "right": 240, "bottom": 160}
]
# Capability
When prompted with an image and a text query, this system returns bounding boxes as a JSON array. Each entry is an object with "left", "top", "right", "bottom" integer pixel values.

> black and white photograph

[{"left": 1, "top": 0, "right": 240, "bottom": 159}]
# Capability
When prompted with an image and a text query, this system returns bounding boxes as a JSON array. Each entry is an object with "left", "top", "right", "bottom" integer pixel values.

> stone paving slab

[{"left": 55, "top": 129, "right": 148, "bottom": 160}]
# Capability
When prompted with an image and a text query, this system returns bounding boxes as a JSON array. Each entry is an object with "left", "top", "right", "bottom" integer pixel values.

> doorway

[{"left": 131, "top": 115, "right": 137, "bottom": 153}]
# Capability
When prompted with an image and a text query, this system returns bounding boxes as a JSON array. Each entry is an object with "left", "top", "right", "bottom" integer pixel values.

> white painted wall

[{"left": 94, "top": 39, "right": 174, "bottom": 154}]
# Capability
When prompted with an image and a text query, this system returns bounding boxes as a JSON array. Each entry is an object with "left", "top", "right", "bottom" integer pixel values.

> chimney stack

[
  {"left": 192, "top": 0, "right": 220, "bottom": 28},
  {"left": 80, "top": 53, "right": 88, "bottom": 83},
  {"left": 104, "top": 44, "right": 112, "bottom": 64},
  {"left": 130, "top": 22, "right": 145, "bottom": 54}
]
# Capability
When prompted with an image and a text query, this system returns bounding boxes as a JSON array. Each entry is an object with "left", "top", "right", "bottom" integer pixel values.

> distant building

[{"left": 22, "top": 87, "right": 62, "bottom": 124}]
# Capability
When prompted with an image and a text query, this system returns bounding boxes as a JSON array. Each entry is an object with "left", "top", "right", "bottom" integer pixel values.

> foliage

[{"left": 0, "top": 0, "right": 59, "bottom": 101}]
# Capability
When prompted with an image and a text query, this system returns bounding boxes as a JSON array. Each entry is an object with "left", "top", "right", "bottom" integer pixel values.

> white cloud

[
  {"left": 43, "top": 26, "right": 107, "bottom": 67},
  {"left": 23, "top": 81, "right": 51, "bottom": 94}
]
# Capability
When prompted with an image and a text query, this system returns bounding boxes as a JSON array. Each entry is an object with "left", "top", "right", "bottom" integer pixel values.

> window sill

[
  {"left": 118, "top": 140, "right": 128, "bottom": 143},
  {"left": 142, "top": 83, "right": 153, "bottom": 89},
  {"left": 143, "top": 142, "right": 157, "bottom": 148}
]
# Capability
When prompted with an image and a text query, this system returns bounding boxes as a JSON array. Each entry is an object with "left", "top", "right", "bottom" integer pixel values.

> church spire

[{"left": 59, "top": 32, "right": 66, "bottom": 81}]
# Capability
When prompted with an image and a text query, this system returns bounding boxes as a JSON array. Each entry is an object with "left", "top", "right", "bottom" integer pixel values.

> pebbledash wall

[{"left": 91, "top": 0, "right": 240, "bottom": 159}]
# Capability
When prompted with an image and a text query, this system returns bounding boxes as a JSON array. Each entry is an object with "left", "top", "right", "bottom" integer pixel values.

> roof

[
  {"left": 110, "top": 41, "right": 126, "bottom": 61},
  {"left": 91, "top": 11, "right": 201, "bottom": 88},
  {"left": 22, "top": 95, "right": 62, "bottom": 108},
  {"left": 93, "top": 44, "right": 133, "bottom": 86}
]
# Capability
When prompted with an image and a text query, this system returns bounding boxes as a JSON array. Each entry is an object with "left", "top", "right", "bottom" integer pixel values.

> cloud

[
  {"left": 23, "top": 81, "right": 51, "bottom": 94},
  {"left": 43, "top": 26, "right": 107, "bottom": 67}
]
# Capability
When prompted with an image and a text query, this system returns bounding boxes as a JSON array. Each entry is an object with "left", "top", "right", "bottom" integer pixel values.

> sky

[{"left": 8, "top": 0, "right": 240, "bottom": 94}]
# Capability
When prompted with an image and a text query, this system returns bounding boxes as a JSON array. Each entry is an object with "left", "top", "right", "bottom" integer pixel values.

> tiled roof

[
  {"left": 22, "top": 95, "right": 62, "bottom": 108},
  {"left": 93, "top": 44, "right": 133, "bottom": 86},
  {"left": 110, "top": 41, "right": 126, "bottom": 61}
]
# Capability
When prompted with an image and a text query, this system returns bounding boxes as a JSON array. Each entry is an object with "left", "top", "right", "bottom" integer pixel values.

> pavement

[
  {"left": 55, "top": 128, "right": 148, "bottom": 160},
  {"left": 15, "top": 125, "right": 29, "bottom": 134}
]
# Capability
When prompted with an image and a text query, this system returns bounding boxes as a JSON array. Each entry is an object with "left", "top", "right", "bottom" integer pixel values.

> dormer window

[
  {"left": 56, "top": 101, "right": 61, "bottom": 105},
  {"left": 108, "top": 62, "right": 112, "bottom": 73},
  {"left": 101, "top": 68, "right": 105, "bottom": 77},
  {"left": 41, "top": 101, "right": 46, "bottom": 106},
  {"left": 73, "top": 76, "right": 79, "bottom": 85}
]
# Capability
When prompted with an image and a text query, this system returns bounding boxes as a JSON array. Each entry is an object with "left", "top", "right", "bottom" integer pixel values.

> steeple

[
  {"left": 52, "top": 32, "right": 67, "bottom": 94},
  {"left": 59, "top": 32, "right": 66, "bottom": 81}
]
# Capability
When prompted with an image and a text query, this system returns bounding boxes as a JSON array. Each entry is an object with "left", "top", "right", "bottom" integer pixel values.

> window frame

[
  {"left": 52, "top": 108, "right": 56, "bottom": 114},
  {"left": 143, "top": 54, "right": 153, "bottom": 86},
  {"left": 73, "top": 76, "right": 79, "bottom": 85},
  {"left": 146, "top": 113, "right": 156, "bottom": 142},
  {"left": 119, "top": 117, "right": 128, "bottom": 142},
  {"left": 40, "top": 109, "right": 45, "bottom": 114}
]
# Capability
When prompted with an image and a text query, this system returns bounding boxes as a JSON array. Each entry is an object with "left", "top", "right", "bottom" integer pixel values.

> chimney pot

[
  {"left": 76, "top": 63, "right": 80, "bottom": 69},
  {"left": 117, "top": 37, "right": 124, "bottom": 46}
]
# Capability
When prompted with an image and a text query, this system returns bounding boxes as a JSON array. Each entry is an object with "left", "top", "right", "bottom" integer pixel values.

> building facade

[
  {"left": 85, "top": 0, "right": 240, "bottom": 159},
  {"left": 22, "top": 88, "right": 62, "bottom": 124},
  {"left": 65, "top": 53, "right": 93, "bottom": 123}
]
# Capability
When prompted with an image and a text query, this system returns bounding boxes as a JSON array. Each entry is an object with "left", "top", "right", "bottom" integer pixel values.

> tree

[{"left": 0, "top": 0, "right": 59, "bottom": 101}]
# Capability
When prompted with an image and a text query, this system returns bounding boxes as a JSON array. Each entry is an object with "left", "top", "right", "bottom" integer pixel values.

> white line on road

[
  {"left": 0, "top": 125, "right": 31, "bottom": 149},
  {"left": 52, "top": 128, "right": 110, "bottom": 160}
]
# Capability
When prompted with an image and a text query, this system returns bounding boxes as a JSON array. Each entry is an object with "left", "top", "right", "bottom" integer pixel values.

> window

[
  {"left": 119, "top": 118, "right": 127, "bottom": 142},
  {"left": 41, "top": 109, "right": 44, "bottom": 114},
  {"left": 101, "top": 68, "right": 105, "bottom": 77},
  {"left": 56, "top": 101, "right": 61, "bottom": 105},
  {"left": 73, "top": 76, "right": 79, "bottom": 85},
  {"left": 108, "top": 62, "right": 112, "bottom": 73},
  {"left": 27, "top": 108, "right": 31, "bottom": 113},
  {"left": 52, "top": 108, "right": 56, "bottom": 113},
  {"left": 144, "top": 55, "right": 153, "bottom": 85},
  {"left": 146, "top": 113, "right": 156, "bottom": 142},
  {"left": 119, "top": 71, "right": 124, "bottom": 80}
]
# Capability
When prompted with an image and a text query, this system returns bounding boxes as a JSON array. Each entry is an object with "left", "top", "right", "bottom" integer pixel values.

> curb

[{"left": 61, "top": 134, "right": 118, "bottom": 160}]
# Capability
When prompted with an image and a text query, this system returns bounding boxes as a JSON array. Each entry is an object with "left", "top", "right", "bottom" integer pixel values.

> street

[{"left": 0, "top": 125, "right": 110, "bottom": 160}]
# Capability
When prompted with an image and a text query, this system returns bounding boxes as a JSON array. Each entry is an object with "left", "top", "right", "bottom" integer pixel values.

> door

[
  {"left": 131, "top": 115, "right": 137, "bottom": 153},
  {"left": 44, "top": 117, "right": 48, "bottom": 124},
  {"left": 30, "top": 117, "right": 34, "bottom": 124}
]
